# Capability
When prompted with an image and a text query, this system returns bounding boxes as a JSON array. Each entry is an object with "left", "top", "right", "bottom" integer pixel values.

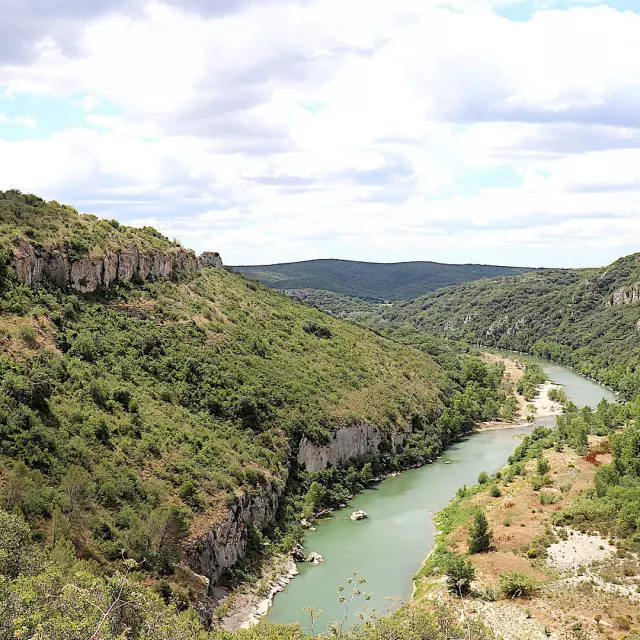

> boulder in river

[
  {"left": 306, "top": 552, "right": 324, "bottom": 565},
  {"left": 291, "top": 544, "right": 306, "bottom": 562},
  {"left": 350, "top": 510, "right": 368, "bottom": 521}
]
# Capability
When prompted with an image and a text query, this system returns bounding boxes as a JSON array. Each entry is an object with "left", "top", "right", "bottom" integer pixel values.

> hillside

[
  {"left": 234, "top": 259, "right": 537, "bottom": 302},
  {"left": 0, "top": 192, "right": 519, "bottom": 637},
  {"left": 375, "top": 255, "right": 640, "bottom": 395}
]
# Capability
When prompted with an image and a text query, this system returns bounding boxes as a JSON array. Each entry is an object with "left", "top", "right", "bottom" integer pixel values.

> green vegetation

[
  {"left": 0, "top": 192, "right": 526, "bottom": 636},
  {"left": 516, "top": 363, "right": 546, "bottom": 400},
  {"left": 235, "top": 259, "right": 535, "bottom": 302},
  {"left": 442, "top": 553, "right": 475, "bottom": 596},
  {"left": 0, "top": 190, "right": 180, "bottom": 259},
  {"left": 372, "top": 257, "right": 640, "bottom": 396},
  {"left": 498, "top": 571, "right": 539, "bottom": 599},
  {"left": 468, "top": 511, "right": 493, "bottom": 553}
]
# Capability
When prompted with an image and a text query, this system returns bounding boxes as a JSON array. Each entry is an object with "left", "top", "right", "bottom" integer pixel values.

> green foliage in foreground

[
  {"left": 234, "top": 259, "right": 534, "bottom": 302},
  {"left": 1, "top": 508, "right": 493, "bottom": 640}
]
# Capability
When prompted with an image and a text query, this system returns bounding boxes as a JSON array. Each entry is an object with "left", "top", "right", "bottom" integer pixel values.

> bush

[
  {"left": 490, "top": 485, "right": 501, "bottom": 498},
  {"left": 20, "top": 325, "right": 37, "bottom": 345},
  {"left": 478, "top": 471, "right": 489, "bottom": 485},
  {"left": 443, "top": 553, "right": 476, "bottom": 597},
  {"left": 468, "top": 511, "right": 493, "bottom": 554},
  {"left": 539, "top": 491, "right": 560, "bottom": 505},
  {"left": 499, "top": 571, "right": 539, "bottom": 598},
  {"left": 536, "top": 457, "right": 550, "bottom": 475}
]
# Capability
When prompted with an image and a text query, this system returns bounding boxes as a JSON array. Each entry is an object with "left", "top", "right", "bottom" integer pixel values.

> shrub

[
  {"left": 20, "top": 325, "right": 36, "bottom": 345},
  {"left": 468, "top": 510, "right": 493, "bottom": 554},
  {"left": 536, "top": 457, "right": 550, "bottom": 475},
  {"left": 499, "top": 571, "right": 539, "bottom": 599},
  {"left": 539, "top": 491, "right": 560, "bottom": 505},
  {"left": 478, "top": 471, "right": 489, "bottom": 484},
  {"left": 443, "top": 553, "right": 476, "bottom": 597},
  {"left": 302, "top": 322, "right": 332, "bottom": 339},
  {"left": 490, "top": 485, "right": 501, "bottom": 498}
]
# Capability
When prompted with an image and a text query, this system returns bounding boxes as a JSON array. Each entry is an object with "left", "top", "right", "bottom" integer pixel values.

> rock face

[
  {"left": 187, "top": 483, "right": 283, "bottom": 586},
  {"left": 611, "top": 283, "right": 640, "bottom": 306},
  {"left": 198, "top": 251, "right": 224, "bottom": 269},
  {"left": 9, "top": 240, "right": 223, "bottom": 293},
  {"left": 297, "top": 421, "right": 407, "bottom": 473}
]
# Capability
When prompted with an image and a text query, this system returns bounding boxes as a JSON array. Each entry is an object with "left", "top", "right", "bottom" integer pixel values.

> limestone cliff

[
  {"left": 610, "top": 283, "right": 640, "bottom": 306},
  {"left": 297, "top": 422, "right": 408, "bottom": 472},
  {"left": 10, "top": 240, "right": 222, "bottom": 293},
  {"left": 187, "top": 482, "right": 283, "bottom": 585}
]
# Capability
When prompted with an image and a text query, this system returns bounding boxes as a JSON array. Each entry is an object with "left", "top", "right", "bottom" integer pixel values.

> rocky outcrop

[
  {"left": 187, "top": 483, "right": 283, "bottom": 585},
  {"left": 9, "top": 240, "right": 223, "bottom": 293},
  {"left": 610, "top": 283, "right": 640, "bottom": 306},
  {"left": 297, "top": 422, "right": 407, "bottom": 473},
  {"left": 198, "top": 251, "right": 223, "bottom": 269}
]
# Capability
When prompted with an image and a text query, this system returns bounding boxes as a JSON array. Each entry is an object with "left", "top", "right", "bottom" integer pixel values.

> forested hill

[
  {"left": 234, "top": 258, "right": 537, "bottom": 301},
  {"left": 0, "top": 192, "right": 521, "bottom": 637},
  {"left": 378, "top": 253, "right": 640, "bottom": 395}
]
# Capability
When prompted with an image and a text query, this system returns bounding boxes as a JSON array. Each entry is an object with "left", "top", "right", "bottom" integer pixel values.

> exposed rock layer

[
  {"left": 610, "top": 283, "right": 640, "bottom": 306},
  {"left": 10, "top": 241, "right": 222, "bottom": 293},
  {"left": 187, "top": 483, "right": 283, "bottom": 586},
  {"left": 297, "top": 421, "right": 407, "bottom": 472}
]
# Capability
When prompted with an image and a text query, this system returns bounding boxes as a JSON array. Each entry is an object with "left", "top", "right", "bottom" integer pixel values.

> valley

[{"left": 1, "top": 191, "right": 639, "bottom": 640}]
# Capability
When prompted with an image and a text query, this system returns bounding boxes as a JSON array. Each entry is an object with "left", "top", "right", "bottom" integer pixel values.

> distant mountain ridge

[{"left": 234, "top": 258, "right": 541, "bottom": 301}]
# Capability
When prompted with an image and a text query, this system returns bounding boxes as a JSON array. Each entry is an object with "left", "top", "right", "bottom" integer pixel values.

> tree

[
  {"left": 443, "top": 553, "right": 475, "bottom": 597},
  {"left": 148, "top": 506, "right": 189, "bottom": 574},
  {"left": 3, "top": 461, "right": 32, "bottom": 512},
  {"left": 536, "top": 457, "right": 550, "bottom": 475},
  {"left": 0, "top": 510, "right": 36, "bottom": 578},
  {"left": 468, "top": 510, "right": 492, "bottom": 554}
]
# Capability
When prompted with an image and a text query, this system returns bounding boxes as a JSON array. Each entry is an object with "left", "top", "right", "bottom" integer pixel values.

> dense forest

[
  {"left": 234, "top": 259, "right": 535, "bottom": 302},
  {"left": 291, "top": 257, "right": 640, "bottom": 398},
  {"left": 0, "top": 192, "right": 519, "bottom": 638}
]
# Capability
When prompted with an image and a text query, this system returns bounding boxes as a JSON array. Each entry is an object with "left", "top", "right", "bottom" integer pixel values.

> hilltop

[{"left": 234, "top": 258, "right": 538, "bottom": 302}]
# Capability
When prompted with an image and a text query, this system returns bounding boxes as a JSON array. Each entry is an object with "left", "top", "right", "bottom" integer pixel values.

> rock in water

[
  {"left": 306, "top": 552, "right": 324, "bottom": 565},
  {"left": 291, "top": 544, "right": 306, "bottom": 562},
  {"left": 350, "top": 510, "right": 368, "bottom": 521}
]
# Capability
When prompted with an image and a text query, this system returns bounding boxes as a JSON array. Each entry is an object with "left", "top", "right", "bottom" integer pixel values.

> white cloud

[{"left": 0, "top": 0, "right": 639, "bottom": 267}]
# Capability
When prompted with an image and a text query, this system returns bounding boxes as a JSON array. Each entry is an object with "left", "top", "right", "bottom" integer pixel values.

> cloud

[{"left": 0, "top": 0, "right": 639, "bottom": 267}]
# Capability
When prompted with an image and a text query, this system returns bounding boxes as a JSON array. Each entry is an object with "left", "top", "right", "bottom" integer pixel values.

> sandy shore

[{"left": 477, "top": 355, "right": 563, "bottom": 431}]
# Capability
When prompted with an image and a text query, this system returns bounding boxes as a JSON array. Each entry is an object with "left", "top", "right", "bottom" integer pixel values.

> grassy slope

[
  {"left": 234, "top": 259, "right": 536, "bottom": 302},
  {"left": 299, "top": 255, "right": 640, "bottom": 393},
  {"left": 0, "top": 189, "right": 180, "bottom": 258}
]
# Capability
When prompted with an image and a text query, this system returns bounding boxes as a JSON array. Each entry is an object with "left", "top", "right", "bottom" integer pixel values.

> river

[{"left": 267, "top": 356, "right": 616, "bottom": 630}]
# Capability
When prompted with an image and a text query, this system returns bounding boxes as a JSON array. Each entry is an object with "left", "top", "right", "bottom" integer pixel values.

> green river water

[{"left": 267, "top": 355, "right": 616, "bottom": 630}]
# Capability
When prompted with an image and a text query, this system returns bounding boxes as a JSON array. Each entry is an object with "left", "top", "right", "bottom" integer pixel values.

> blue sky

[{"left": 1, "top": 0, "right": 639, "bottom": 267}]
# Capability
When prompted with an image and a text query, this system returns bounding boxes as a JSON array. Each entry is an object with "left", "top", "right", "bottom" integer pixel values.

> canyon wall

[
  {"left": 187, "top": 482, "right": 283, "bottom": 585},
  {"left": 10, "top": 241, "right": 223, "bottom": 293},
  {"left": 297, "top": 422, "right": 408, "bottom": 472}
]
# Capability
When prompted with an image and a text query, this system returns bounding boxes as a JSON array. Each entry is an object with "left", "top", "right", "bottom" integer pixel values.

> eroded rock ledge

[
  {"left": 10, "top": 241, "right": 223, "bottom": 293},
  {"left": 297, "top": 421, "right": 408, "bottom": 472}
]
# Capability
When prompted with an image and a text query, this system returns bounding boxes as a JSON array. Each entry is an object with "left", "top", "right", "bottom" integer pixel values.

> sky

[{"left": 1, "top": 0, "right": 639, "bottom": 267}]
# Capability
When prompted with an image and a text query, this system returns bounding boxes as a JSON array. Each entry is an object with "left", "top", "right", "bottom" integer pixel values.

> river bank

[
  {"left": 413, "top": 433, "right": 638, "bottom": 640},
  {"left": 222, "top": 354, "right": 612, "bottom": 631},
  {"left": 478, "top": 353, "right": 563, "bottom": 430}
]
